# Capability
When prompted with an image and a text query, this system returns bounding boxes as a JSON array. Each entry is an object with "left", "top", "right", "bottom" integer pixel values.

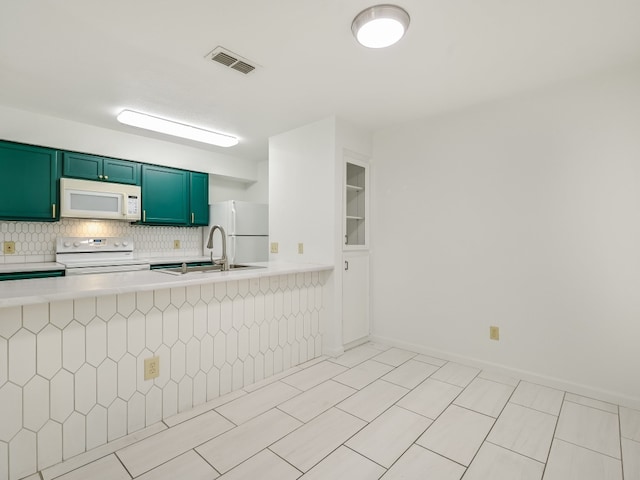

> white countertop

[{"left": 0, "top": 262, "right": 333, "bottom": 308}]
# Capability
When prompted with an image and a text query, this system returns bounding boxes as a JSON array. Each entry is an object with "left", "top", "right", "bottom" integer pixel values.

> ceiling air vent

[{"left": 205, "top": 46, "right": 258, "bottom": 75}]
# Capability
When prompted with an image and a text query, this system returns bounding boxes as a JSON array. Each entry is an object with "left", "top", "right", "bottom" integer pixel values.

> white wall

[
  {"left": 269, "top": 117, "right": 336, "bottom": 265},
  {"left": 209, "top": 160, "right": 269, "bottom": 204},
  {"left": 371, "top": 63, "right": 640, "bottom": 407},
  {"left": 268, "top": 117, "right": 372, "bottom": 356},
  {"left": 0, "top": 104, "right": 260, "bottom": 181}
]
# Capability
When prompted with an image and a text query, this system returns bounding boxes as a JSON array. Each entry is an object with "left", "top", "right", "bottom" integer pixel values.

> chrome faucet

[{"left": 205, "top": 224, "right": 229, "bottom": 271}]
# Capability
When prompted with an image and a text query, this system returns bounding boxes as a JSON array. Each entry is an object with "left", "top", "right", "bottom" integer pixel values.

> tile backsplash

[{"left": 0, "top": 219, "right": 203, "bottom": 263}]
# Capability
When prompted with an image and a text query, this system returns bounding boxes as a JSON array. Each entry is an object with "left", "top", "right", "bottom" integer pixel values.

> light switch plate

[
  {"left": 173, "top": 240, "right": 180, "bottom": 249},
  {"left": 489, "top": 326, "right": 500, "bottom": 341},
  {"left": 298, "top": 243, "right": 304, "bottom": 254},
  {"left": 270, "top": 242, "right": 279, "bottom": 254}
]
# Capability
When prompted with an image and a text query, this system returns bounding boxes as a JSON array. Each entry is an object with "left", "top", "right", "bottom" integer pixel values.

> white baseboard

[{"left": 369, "top": 334, "right": 640, "bottom": 410}]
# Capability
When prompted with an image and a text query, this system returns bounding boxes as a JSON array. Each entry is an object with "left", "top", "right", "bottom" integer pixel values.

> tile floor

[{"left": 33, "top": 343, "right": 639, "bottom": 480}]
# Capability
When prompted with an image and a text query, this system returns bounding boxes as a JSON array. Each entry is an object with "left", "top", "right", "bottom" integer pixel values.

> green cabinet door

[
  {"left": 189, "top": 171, "right": 209, "bottom": 226},
  {"left": 63, "top": 152, "right": 140, "bottom": 185},
  {"left": 63, "top": 152, "right": 102, "bottom": 181},
  {"left": 103, "top": 158, "right": 140, "bottom": 185},
  {"left": 140, "top": 164, "right": 189, "bottom": 225},
  {"left": 0, "top": 141, "right": 60, "bottom": 221}
]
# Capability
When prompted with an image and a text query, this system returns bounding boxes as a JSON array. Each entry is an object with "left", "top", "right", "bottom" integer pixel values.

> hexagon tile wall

[
  {"left": 0, "top": 219, "right": 203, "bottom": 263},
  {"left": 0, "top": 272, "right": 326, "bottom": 480}
]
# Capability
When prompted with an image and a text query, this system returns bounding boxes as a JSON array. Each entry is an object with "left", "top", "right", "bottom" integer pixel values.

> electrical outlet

[
  {"left": 144, "top": 356, "right": 160, "bottom": 380},
  {"left": 173, "top": 240, "right": 180, "bottom": 249},
  {"left": 489, "top": 326, "right": 500, "bottom": 341},
  {"left": 270, "top": 242, "right": 279, "bottom": 254},
  {"left": 3, "top": 241, "right": 15, "bottom": 254},
  {"left": 298, "top": 243, "right": 304, "bottom": 254}
]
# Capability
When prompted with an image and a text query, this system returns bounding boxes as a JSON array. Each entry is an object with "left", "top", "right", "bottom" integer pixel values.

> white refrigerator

[{"left": 203, "top": 200, "right": 269, "bottom": 264}]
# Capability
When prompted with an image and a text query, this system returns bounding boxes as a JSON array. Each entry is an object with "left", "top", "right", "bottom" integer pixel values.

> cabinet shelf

[{"left": 344, "top": 159, "right": 368, "bottom": 248}]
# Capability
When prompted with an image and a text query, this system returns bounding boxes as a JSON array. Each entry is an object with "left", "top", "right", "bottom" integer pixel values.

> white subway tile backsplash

[
  {"left": 9, "top": 430, "right": 37, "bottom": 480},
  {"left": 128, "top": 311, "right": 146, "bottom": 356},
  {"left": 117, "top": 292, "right": 136, "bottom": 318},
  {"left": 0, "top": 215, "right": 202, "bottom": 264},
  {"left": 145, "top": 308, "right": 163, "bottom": 352},
  {"left": 23, "top": 375, "right": 50, "bottom": 431},
  {"left": 37, "top": 421, "right": 62, "bottom": 470},
  {"left": 136, "top": 290, "right": 154, "bottom": 315},
  {"left": 128, "top": 392, "right": 146, "bottom": 433},
  {"left": 23, "top": 303, "right": 49, "bottom": 334},
  {"left": 9, "top": 329, "right": 36, "bottom": 385},
  {"left": 107, "top": 314, "right": 127, "bottom": 361},
  {"left": 50, "top": 370, "right": 74, "bottom": 423},
  {"left": 178, "top": 377, "right": 194, "bottom": 412},
  {"left": 108, "top": 398, "right": 128, "bottom": 442},
  {"left": 74, "top": 297, "right": 96, "bottom": 326},
  {"left": 0, "top": 270, "right": 327, "bottom": 479},
  {"left": 63, "top": 412, "right": 86, "bottom": 459},
  {"left": 75, "top": 364, "right": 97, "bottom": 415},
  {"left": 97, "top": 359, "right": 118, "bottom": 407},
  {"left": 36, "top": 325, "right": 62, "bottom": 380},
  {"left": 0, "top": 383, "right": 22, "bottom": 441},
  {"left": 118, "top": 353, "right": 137, "bottom": 401},
  {"left": 0, "top": 338, "right": 6, "bottom": 387},
  {"left": 86, "top": 318, "right": 107, "bottom": 367},
  {"left": 96, "top": 295, "right": 116, "bottom": 322},
  {"left": 62, "top": 321, "right": 85, "bottom": 373},
  {"left": 86, "top": 405, "right": 108, "bottom": 451}
]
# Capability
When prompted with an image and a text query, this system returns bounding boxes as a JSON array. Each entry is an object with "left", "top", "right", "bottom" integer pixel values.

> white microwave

[{"left": 60, "top": 177, "right": 142, "bottom": 221}]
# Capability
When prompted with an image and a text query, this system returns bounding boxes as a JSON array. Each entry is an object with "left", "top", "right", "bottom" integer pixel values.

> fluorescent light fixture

[
  {"left": 116, "top": 110, "right": 238, "bottom": 147},
  {"left": 352, "top": 4, "right": 410, "bottom": 48}
]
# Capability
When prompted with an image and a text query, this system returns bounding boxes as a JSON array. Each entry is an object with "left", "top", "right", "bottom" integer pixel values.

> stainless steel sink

[{"left": 157, "top": 263, "right": 264, "bottom": 275}]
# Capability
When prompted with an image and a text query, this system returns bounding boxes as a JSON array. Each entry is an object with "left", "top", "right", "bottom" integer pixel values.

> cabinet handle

[
  {"left": 52, "top": 203, "right": 56, "bottom": 218},
  {"left": 345, "top": 234, "right": 348, "bottom": 245},
  {"left": 98, "top": 174, "right": 103, "bottom": 179},
  {"left": 143, "top": 210, "right": 146, "bottom": 222},
  {"left": 344, "top": 260, "right": 349, "bottom": 271},
  {"left": 191, "top": 212, "right": 194, "bottom": 223},
  {"left": 104, "top": 175, "right": 108, "bottom": 180}
]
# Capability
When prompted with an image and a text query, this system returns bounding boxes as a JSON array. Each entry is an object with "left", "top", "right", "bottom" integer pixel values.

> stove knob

[
  {"left": 114, "top": 242, "right": 120, "bottom": 247},
  {"left": 63, "top": 242, "right": 71, "bottom": 248},
  {"left": 122, "top": 241, "right": 129, "bottom": 247},
  {"left": 73, "top": 242, "right": 80, "bottom": 247}
]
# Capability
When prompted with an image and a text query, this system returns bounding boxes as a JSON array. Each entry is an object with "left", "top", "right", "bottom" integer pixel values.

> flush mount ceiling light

[
  {"left": 116, "top": 110, "right": 238, "bottom": 147},
  {"left": 352, "top": 4, "right": 410, "bottom": 48}
]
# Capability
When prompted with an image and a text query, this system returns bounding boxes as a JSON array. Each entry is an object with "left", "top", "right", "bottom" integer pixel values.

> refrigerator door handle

[
  {"left": 231, "top": 201, "right": 237, "bottom": 236},
  {"left": 232, "top": 236, "right": 237, "bottom": 265}
]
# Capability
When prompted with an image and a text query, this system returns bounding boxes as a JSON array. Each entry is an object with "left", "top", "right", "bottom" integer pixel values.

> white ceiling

[{"left": 1, "top": 0, "right": 640, "bottom": 162}]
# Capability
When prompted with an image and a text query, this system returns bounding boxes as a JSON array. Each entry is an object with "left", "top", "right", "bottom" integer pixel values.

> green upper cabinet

[
  {"left": 140, "top": 164, "right": 189, "bottom": 225},
  {"left": 0, "top": 141, "right": 60, "bottom": 221},
  {"left": 189, "top": 172, "right": 209, "bottom": 226},
  {"left": 63, "top": 152, "right": 140, "bottom": 185}
]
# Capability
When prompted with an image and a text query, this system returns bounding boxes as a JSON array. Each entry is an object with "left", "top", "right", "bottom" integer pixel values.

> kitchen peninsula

[{"left": 0, "top": 262, "right": 331, "bottom": 473}]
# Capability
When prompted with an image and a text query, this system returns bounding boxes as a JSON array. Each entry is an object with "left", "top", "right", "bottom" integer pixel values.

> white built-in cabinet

[
  {"left": 342, "top": 153, "right": 370, "bottom": 346},
  {"left": 344, "top": 159, "right": 368, "bottom": 248},
  {"left": 342, "top": 251, "right": 370, "bottom": 344}
]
